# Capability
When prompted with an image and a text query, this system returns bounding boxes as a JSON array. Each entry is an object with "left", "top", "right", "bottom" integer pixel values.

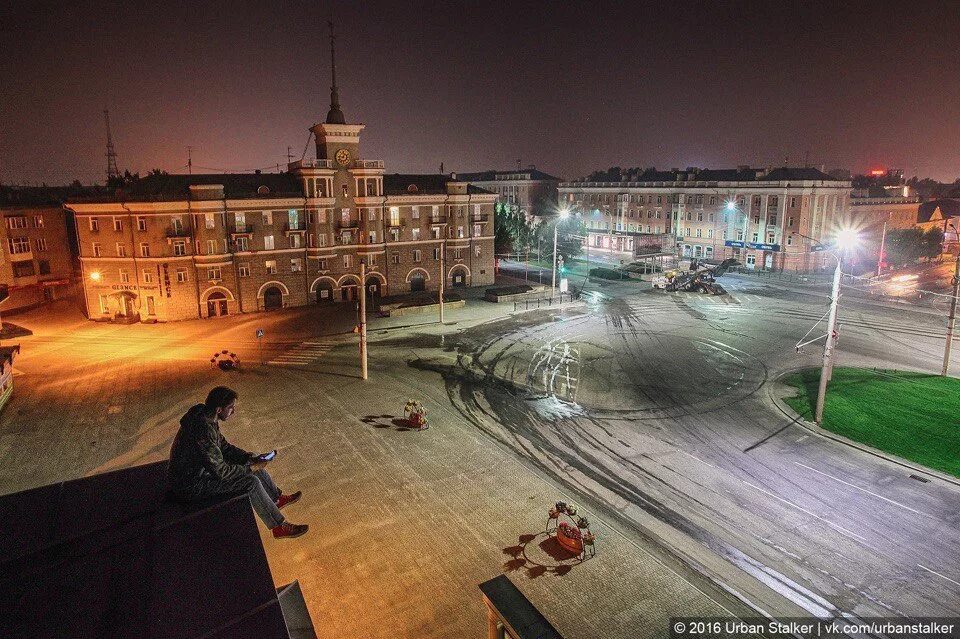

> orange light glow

[
  {"left": 870, "top": 169, "right": 885, "bottom": 176},
  {"left": 89, "top": 271, "right": 102, "bottom": 282}
]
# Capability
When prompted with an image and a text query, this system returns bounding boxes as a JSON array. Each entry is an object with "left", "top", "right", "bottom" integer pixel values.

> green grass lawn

[{"left": 784, "top": 367, "right": 960, "bottom": 478}]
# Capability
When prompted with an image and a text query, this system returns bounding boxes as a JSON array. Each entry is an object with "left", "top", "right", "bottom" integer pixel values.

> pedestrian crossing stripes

[{"left": 268, "top": 340, "right": 334, "bottom": 366}]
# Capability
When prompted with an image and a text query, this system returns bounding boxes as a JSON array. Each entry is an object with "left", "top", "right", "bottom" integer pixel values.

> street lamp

[
  {"left": 941, "top": 220, "right": 960, "bottom": 376},
  {"left": 89, "top": 271, "right": 102, "bottom": 282},
  {"left": 806, "top": 227, "right": 860, "bottom": 424},
  {"left": 552, "top": 207, "right": 570, "bottom": 290}
]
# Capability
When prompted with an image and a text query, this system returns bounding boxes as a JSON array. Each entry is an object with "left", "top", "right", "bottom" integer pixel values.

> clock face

[{"left": 335, "top": 148, "right": 351, "bottom": 166}]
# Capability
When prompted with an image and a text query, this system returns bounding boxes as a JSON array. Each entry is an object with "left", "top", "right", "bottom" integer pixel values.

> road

[{"left": 408, "top": 273, "right": 960, "bottom": 620}]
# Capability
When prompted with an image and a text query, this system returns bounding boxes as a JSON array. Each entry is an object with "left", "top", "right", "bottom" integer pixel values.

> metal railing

[
  {"left": 352, "top": 159, "right": 384, "bottom": 169},
  {"left": 430, "top": 216, "right": 448, "bottom": 224},
  {"left": 728, "top": 265, "right": 832, "bottom": 284},
  {"left": 512, "top": 290, "right": 581, "bottom": 312},
  {"left": 289, "top": 158, "right": 335, "bottom": 170},
  {"left": 230, "top": 224, "right": 254, "bottom": 235}
]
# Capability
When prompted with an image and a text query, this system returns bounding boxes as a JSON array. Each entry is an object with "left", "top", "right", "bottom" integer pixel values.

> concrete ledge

[
  {"left": 767, "top": 369, "right": 960, "bottom": 488},
  {"left": 383, "top": 299, "right": 465, "bottom": 317}
]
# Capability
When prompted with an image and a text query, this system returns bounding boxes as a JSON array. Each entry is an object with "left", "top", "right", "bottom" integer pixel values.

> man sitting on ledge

[{"left": 168, "top": 386, "right": 309, "bottom": 539}]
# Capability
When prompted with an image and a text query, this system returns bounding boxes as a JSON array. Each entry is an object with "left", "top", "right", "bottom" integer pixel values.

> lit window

[
  {"left": 113, "top": 217, "right": 122, "bottom": 231},
  {"left": 290, "top": 258, "right": 303, "bottom": 272},
  {"left": 265, "top": 260, "right": 277, "bottom": 274},
  {"left": 143, "top": 270, "right": 153, "bottom": 283},
  {"left": 119, "top": 268, "right": 130, "bottom": 283}
]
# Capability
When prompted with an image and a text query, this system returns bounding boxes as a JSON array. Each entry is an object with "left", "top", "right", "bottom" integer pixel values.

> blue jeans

[{"left": 246, "top": 468, "right": 285, "bottom": 529}]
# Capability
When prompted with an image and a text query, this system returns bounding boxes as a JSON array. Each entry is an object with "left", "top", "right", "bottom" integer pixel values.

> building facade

[
  {"left": 559, "top": 167, "right": 852, "bottom": 270},
  {"left": 848, "top": 195, "right": 921, "bottom": 264},
  {"left": 67, "top": 121, "right": 495, "bottom": 323},
  {"left": 456, "top": 168, "right": 561, "bottom": 219},
  {"left": 0, "top": 202, "right": 76, "bottom": 313}
]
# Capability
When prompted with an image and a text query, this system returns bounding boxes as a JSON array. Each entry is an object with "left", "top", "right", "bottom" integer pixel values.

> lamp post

[
  {"left": 811, "top": 228, "right": 859, "bottom": 424},
  {"left": 941, "top": 221, "right": 960, "bottom": 377},
  {"left": 552, "top": 207, "right": 570, "bottom": 290}
]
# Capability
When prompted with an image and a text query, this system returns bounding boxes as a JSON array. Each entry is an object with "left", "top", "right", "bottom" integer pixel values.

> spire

[{"left": 325, "top": 20, "right": 345, "bottom": 125}]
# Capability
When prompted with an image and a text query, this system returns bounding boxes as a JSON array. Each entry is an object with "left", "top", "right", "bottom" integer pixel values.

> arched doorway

[
  {"left": 315, "top": 281, "right": 334, "bottom": 304},
  {"left": 410, "top": 274, "right": 425, "bottom": 292},
  {"left": 450, "top": 266, "right": 469, "bottom": 288},
  {"left": 263, "top": 286, "right": 283, "bottom": 310},
  {"left": 206, "top": 292, "right": 228, "bottom": 317}
]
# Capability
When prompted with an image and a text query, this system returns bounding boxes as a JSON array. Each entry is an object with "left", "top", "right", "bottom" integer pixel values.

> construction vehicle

[{"left": 652, "top": 258, "right": 738, "bottom": 294}]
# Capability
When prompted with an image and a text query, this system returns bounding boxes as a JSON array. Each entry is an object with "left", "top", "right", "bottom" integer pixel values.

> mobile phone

[{"left": 257, "top": 450, "right": 277, "bottom": 462}]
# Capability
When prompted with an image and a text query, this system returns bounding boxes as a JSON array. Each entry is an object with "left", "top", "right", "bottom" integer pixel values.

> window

[
  {"left": 119, "top": 268, "right": 130, "bottom": 283},
  {"left": 290, "top": 234, "right": 302, "bottom": 249},
  {"left": 235, "top": 236, "right": 249, "bottom": 252},
  {"left": 412, "top": 228, "right": 421, "bottom": 240},
  {"left": 12, "top": 261, "right": 34, "bottom": 277},
  {"left": 709, "top": 196, "right": 717, "bottom": 205},
  {"left": 412, "top": 206, "right": 420, "bottom": 219},
  {"left": 38, "top": 260, "right": 50, "bottom": 275},
  {"left": 99, "top": 294, "right": 108, "bottom": 314},
  {"left": 208, "top": 267, "right": 222, "bottom": 281},
  {"left": 433, "top": 247, "right": 441, "bottom": 260},
  {"left": 790, "top": 197, "right": 797, "bottom": 208},
  {"left": 288, "top": 209, "right": 299, "bottom": 229},
  {"left": 787, "top": 236, "right": 793, "bottom": 246},
  {"left": 35, "top": 238, "right": 48, "bottom": 252},
  {"left": 116, "top": 243, "right": 126, "bottom": 257},
  {"left": 173, "top": 240, "right": 186, "bottom": 256},
  {"left": 6, "top": 216, "right": 26, "bottom": 229},
  {"left": 143, "top": 269, "right": 153, "bottom": 283},
  {"left": 432, "top": 227, "right": 441, "bottom": 240},
  {"left": 34, "top": 215, "right": 44, "bottom": 228},
  {"left": 265, "top": 260, "right": 277, "bottom": 274},
  {"left": 453, "top": 248, "right": 462, "bottom": 259},
  {"left": 392, "top": 252, "right": 400, "bottom": 265},
  {"left": 263, "top": 211, "right": 273, "bottom": 225},
  {"left": 367, "top": 231, "right": 376, "bottom": 244},
  {"left": 113, "top": 217, "right": 122, "bottom": 231},
  {"left": 413, "top": 249, "right": 422, "bottom": 263},
  {"left": 90, "top": 217, "right": 100, "bottom": 231},
  {"left": 342, "top": 254, "right": 352, "bottom": 269},
  {"left": 92, "top": 242, "right": 102, "bottom": 257},
  {"left": 318, "top": 259, "right": 328, "bottom": 270},
  {"left": 238, "top": 264, "right": 250, "bottom": 278},
  {"left": 207, "top": 239, "right": 218, "bottom": 254},
  {"left": 656, "top": 196, "right": 662, "bottom": 204},
  {"left": 317, "top": 233, "right": 327, "bottom": 247},
  {"left": 390, "top": 228, "right": 400, "bottom": 242},
  {"left": 389, "top": 207, "right": 400, "bottom": 226},
  {"left": 746, "top": 255, "right": 756, "bottom": 266},
  {"left": 768, "top": 215, "right": 777, "bottom": 225},
  {"left": 475, "top": 245, "right": 481, "bottom": 258},
  {"left": 767, "top": 232, "right": 776, "bottom": 244},
  {"left": 176, "top": 268, "right": 187, "bottom": 283},
  {"left": 695, "top": 228, "right": 702, "bottom": 237},
  {"left": 263, "top": 235, "right": 274, "bottom": 250},
  {"left": 365, "top": 254, "right": 376, "bottom": 267},
  {"left": 171, "top": 217, "right": 183, "bottom": 234},
  {"left": 707, "top": 229, "right": 713, "bottom": 239},
  {"left": 234, "top": 212, "right": 246, "bottom": 226},
  {"left": 697, "top": 212, "right": 703, "bottom": 222},
  {"left": 752, "top": 232, "right": 759, "bottom": 243},
  {"left": 787, "top": 216, "right": 794, "bottom": 226},
  {"left": 137, "top": 217, "right": 147, "bottom": 231},
  {"left": 736, "top": 231, "right": 744, "bottom": 242},
  {"left": 290, "top": 258, "right": 303, "bottom": 272},
  {"left": 473, "top": 224, "right": 481, "bottom": 237},
  {"left": 367, "top": 209, "right": 376, "bottom": 221},
  {"left": 204, "top": 214, "right": 215, "bottom": 229},
  {"left": 341, "top": 209, "right": 350, "bottom": 225},
  {"left": 770, "top": 196, "right": 779, "bottom": 208}
]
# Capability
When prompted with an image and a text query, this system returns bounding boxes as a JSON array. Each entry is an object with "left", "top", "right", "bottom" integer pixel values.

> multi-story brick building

[
  {"left": 559, "top": 166, "right": 852, "bottom": 270},
  {"left": 66, "top": 117, "right": 496, "bottom": 323},
  {"left": 0, "top": 188, "right": 77, "bottom": 314},
  {"left": 456, "top": 168, "right": 561, "bottom": 219}
]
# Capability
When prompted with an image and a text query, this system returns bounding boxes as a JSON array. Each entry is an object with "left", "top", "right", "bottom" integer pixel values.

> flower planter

[{"left": 556, "top": 524, "right": 583, "bottom": 554}]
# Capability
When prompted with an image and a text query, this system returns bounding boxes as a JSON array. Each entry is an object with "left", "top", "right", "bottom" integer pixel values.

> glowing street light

[
  {"left": 89, "top": 271, "right": 102, "bottom": 282},
  {"left": 552, "top": 207, "right": 571, "bottom": 290},
  {"left": 725, "top": 201, "right": 736, "bottom": 211},
  {"left": 814, "top": 226, "right": 859, "bottom": 423}
]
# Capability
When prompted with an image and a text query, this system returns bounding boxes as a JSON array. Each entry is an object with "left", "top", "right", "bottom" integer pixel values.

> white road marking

[
  {"left": 679, "top": 451, "right": 866, "bottom": 542},
  {"left": 918, "top": 564, "right": 960, "bottom": 588},
  {"left": 268, "top": 340, "right": 333, "bottom": 366},
  {"left": 794, "top": 462, "right": 925, "bottom": 516}
]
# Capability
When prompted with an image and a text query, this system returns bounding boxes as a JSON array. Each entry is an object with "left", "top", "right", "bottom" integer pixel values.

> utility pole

[
  {"left": 187, "top": 146, "right": 193, "bottom": 174},
  {"left": 815, "top": 256, "right": 843, "bottom": 424},
  {"left": 552, "top": 220, "right": 559, "bottom": 289},
  {"left": 439, "top": 239, "right": 445, "bottom": 323},
  {"left": 359, "top": 262, "right": 368, "bottom": 380},
  {"left": 942, "top": 223, "right": 960, "bottom": 376},
  {"left": 876, "top": 219, "right": 887, "bottom": 277}
]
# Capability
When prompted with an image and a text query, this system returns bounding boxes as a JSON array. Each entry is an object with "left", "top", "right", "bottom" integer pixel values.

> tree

[
  {"left": 884, "top": 228, "right": 926, "bottom": 265},
  {"left": 922, "top": 227, "right": 945, "bottom": 261}
]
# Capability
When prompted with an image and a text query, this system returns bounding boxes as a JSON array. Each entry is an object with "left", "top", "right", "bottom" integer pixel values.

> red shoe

[
  {"left": 272, "top": 522, "right": 309, "bottom": 539},
  {"left": 275, "top": 490, "right": 302, "bottom": 510}
]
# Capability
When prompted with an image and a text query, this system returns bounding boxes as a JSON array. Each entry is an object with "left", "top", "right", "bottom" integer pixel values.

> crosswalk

[{"left": 268, "top": 340, "right": 335, "bottom": 366}]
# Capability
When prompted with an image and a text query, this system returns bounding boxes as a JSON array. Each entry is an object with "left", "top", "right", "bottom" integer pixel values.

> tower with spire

[{"left": 310, "top": 20, "right": 366, "bottom": 166}]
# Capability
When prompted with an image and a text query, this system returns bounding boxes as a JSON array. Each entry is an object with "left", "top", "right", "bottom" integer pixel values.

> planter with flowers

[{"left": 545, "top": 501, "right": 596, "bottom": 560}]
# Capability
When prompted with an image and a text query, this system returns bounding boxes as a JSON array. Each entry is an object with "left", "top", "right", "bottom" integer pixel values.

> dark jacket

[{"left": 168, "top": 404, "right": 253, "bottom": 498}]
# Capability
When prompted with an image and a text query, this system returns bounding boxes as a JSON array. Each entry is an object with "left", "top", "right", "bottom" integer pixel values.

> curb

[{"left": 767, "top": 369, "right": 960, "bottom": 489}]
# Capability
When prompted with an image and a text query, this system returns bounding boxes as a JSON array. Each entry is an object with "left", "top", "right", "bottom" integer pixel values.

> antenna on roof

[
  {"left": 517, "top": 158, "right": 521, "bottom": 171},
  {"left": 440, "top": 162, "right": 444, "bottom": 174},
  {"left": 104, "top": 109, "right": 119, "bottom": 181},
  {"left": 187, "top": 146, "right": 193, "bottom": 174},
  {"left": 325, "top": 18, "right": 346, "bottom": 124},
  {"left": 803, "top": 150, "right": 810, "bottom": 168},
  {"left": 286, "top": 146, "right": 293, "bottom": 165}
]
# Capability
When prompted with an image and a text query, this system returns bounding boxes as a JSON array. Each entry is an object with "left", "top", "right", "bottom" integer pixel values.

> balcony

[
  {"left": 351, "top": 159, "right": 384, "bottom": 169},
  {"left": 387, "top": 219, "right": 405, "bottom": 228},
  {"left": 284, "top": 223, "right": 306, "bottom": 235},
  {"left": 288, "top": 158, "right": 335, "bottom": 170},
  {"left": 336, "top": 233, "right": 357, "bottom": 246},
  {"left": 430, "top": 216, "right": 447, "bottom": 225},
  {"left": 166, "top": 228, "right": 191, "bottom": 239},
  {"left": 471, "top": 214, "right": 490, "bottom": 222},
  {"left": 230, "top": 225, "right": 254, "bottom": 236},
  {"left": 336, "top": 220, "right": 359, "bottom": 229}
]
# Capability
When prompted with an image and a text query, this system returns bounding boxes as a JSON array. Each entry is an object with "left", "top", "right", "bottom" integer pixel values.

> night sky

[{"left": 2, "top": 1, "right": 959, "bottom": 186}]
